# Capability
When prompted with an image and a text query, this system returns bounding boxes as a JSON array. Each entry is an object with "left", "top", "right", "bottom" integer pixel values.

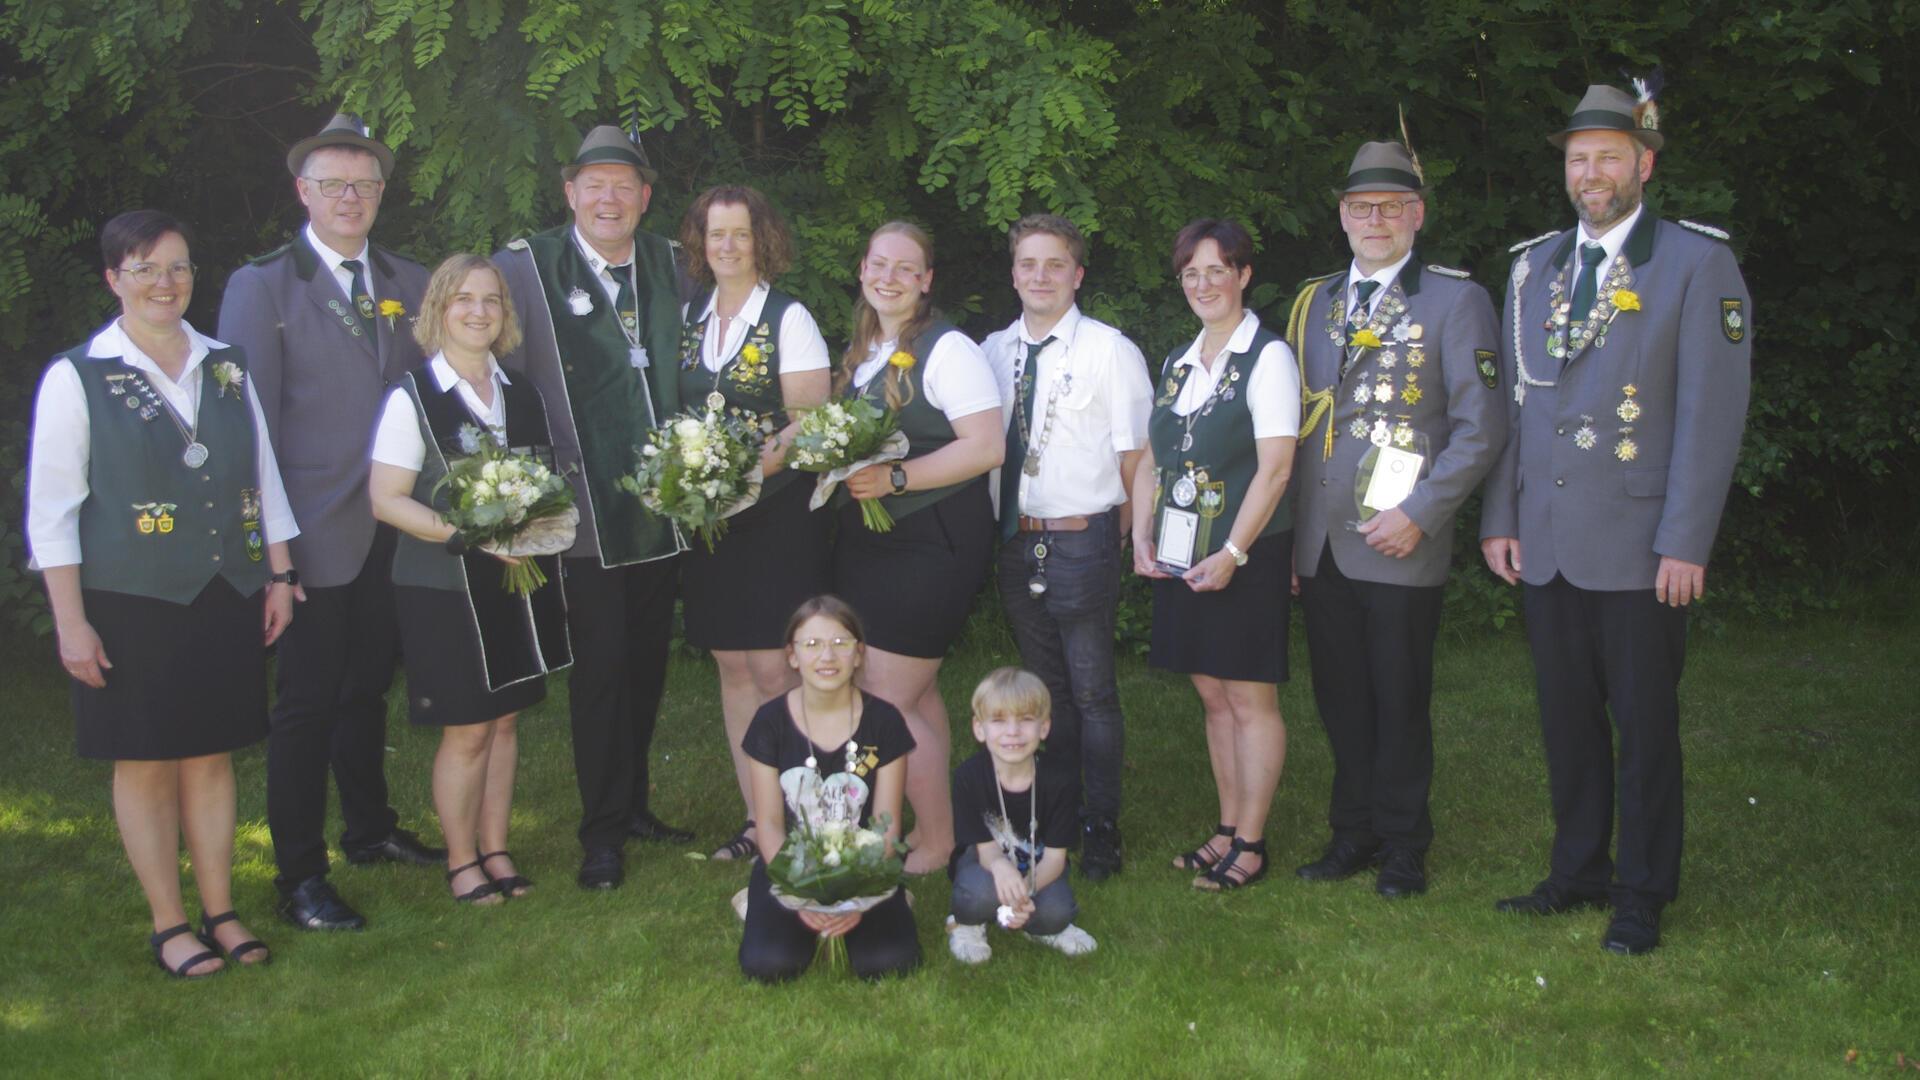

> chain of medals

[
  {"left": 107, "top": 367, "right": 209, "bottom": 468},
  {"left": 1012, "top": 338, "right": 1068, "bottom": 479},
  {"left": 1168, "top": 345, "right": 1242, "bottom": 509},
  {"left": 1327, "top": 286, "right": 1420, "bottom": 446},
  {"left": 1545, "top": 252, "right": 1633, "bottom": 361},
  {"left": 992, "top": 763, "right": 1040, "bottom": 895}
]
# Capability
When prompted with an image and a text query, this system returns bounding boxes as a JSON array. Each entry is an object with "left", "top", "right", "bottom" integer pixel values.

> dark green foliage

[{"left": 3, "top": 0, "right": 1914, "bottom": 628}]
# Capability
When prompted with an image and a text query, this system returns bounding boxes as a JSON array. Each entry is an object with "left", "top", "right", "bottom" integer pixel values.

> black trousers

[
  {"left": 738, "top": 859, "right": 920, "bottom": 982},
  {"left": 1298, "top": 543, "right": 1444, "bottom": 852},
  {"left": 267, "top": 528, "right": 401, "bottom": 888},
  {"left": 1522, "top": 575, "right": 1689, "bottom": 909},
  {"left": 563, "top": 555, "right": 678, "bottom": 852}
]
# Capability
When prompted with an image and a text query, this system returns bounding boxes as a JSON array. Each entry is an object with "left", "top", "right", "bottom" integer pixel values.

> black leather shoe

[
  {"left": 1375, "top": 848, "right": 1428, "bottom": 899},
  {"left": 1295, "top": 839, "right": 1382, "bottom": 882},
  {"left": 1602, "top": 906, "right": 1662, "bottom": 955},
  {"left": 628, "top": 810, "right": 694, "bottom": 844},
  {"left": 1494, "top": 880, "right": 1610, "bottom": 916},
  {"left": 1079, "top": 816, "right": 1123, "bottom": 882},
  {"left": 344, "top": 828, "right": 447, "bottom": 867},
  {"left": 276, "top": 876, "right": 367, "bottom": 931},
  {"left": 577, "top": 847, "right": 625, "bottom": 890}
]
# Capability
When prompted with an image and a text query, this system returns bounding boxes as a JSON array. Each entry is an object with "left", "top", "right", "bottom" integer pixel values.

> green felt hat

[
  {"left": 1343, "top": 140, "right": 1423, "bottom": 193},
  {"left": 286, "top": 111, "right": 395, "bottom": 179},
  {"left": 1549, "top": 84, "right": 1665, "bottom": 151},
  {"left": 563, "top": 125, "right": 658, "bottom": 184}
]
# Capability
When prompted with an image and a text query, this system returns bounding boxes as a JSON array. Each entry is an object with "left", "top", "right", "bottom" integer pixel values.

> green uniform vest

[
  {"left": 387, "top": 367, "right": 572, "bottom": 691},
  {"left": 68, "top": 345, "right": 270, "bottom": 604},
  {"left": 676, "top": 287, "right": 800, "bottom": 499},
  {"left": 847, "top": 322, "right": 970, "bottom": 521},
  {"left": 522, "top": 226, "right": 682, "bottom": 565},
  {"left": 1147, "top": 325, "right": 1292, "bottom": 561}
]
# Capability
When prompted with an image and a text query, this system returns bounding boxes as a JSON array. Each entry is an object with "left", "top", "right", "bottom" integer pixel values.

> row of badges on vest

[{"left": 129, "top": 490, "right": 265, "bottom": 561}]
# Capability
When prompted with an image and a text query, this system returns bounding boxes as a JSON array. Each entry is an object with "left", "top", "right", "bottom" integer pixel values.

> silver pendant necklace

[{"left": 992, "top": 763, "right": 1039, "bottom": 895}]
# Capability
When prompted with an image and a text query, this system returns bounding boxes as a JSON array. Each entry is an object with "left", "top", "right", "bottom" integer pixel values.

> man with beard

[{"left": 1479, "top": 82, "right": 1751, "bottom": 955}]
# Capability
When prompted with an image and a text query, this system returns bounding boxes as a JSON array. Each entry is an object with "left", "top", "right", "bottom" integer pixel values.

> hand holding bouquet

[
  {"left": 788, "top": 399, "right": 910, "bottom": 532},
  {"left": 618, "top": 407, "right": 764, "bottom": 553},
  {"left": 436, "top": 424, "right": 577, "bottom": 595},
  {"left": 765, "top": 754, "right": 910, "bottom": 970}
]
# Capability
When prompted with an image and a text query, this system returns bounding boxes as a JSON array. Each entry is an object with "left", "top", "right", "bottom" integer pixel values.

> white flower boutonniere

[{"left": 212, "top": 361, "right": 245, "bottom": 398}]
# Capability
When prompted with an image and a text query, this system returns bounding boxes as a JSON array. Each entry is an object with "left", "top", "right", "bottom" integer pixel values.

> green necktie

[
  {"left": 341, "top": 258, "right": 374, "bottom": 321},
  {"left": 1569, "top": 242, "right": 1606, "bottom": 324},
  {"left": 611, "top": 261, "right": 640, "bottom": 344},
  {"left": 1350, "top": 279, "right": 1380, "bottom": 328},
  {"left": 999, "top": 335, "right": 1055, "bottom": 542}
]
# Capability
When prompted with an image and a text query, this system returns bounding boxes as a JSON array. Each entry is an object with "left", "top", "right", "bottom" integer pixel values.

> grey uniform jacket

[
  {"left": 1292, "top": 261, "right": 1506, "bottom": 588},
  {"left": 216, "top": 231, "right": 429, "bottom": 588},
  {"left": 1478, "top": 214, "right": 1752, "bottom": 591}
]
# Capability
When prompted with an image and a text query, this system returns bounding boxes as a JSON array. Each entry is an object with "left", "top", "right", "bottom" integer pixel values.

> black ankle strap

[
  {"left": 201, "top": 910, "right": 239, "bottom": 928},
  {"left": 1229, "top": 836, "right": 1266, "bottom": 854},
  {"left": 1215, "top": 823, "right": 1237, "bottom": 837}
]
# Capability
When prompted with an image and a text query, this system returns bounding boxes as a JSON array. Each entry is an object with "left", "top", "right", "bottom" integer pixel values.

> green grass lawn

[{"left": 2, "top": 584, "right": 1916, "bottom": 1077}]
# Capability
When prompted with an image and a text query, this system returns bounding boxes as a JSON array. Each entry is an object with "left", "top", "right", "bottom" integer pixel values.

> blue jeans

[
  {"left": 949, "top": 846, "right": 1078, "bottom": 935},
  {"left": 995, "top": 510, "right": 1126, "bottom": 819}
]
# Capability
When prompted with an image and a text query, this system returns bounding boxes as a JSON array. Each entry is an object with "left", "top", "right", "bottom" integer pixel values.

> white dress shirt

[
  {"left": 851, "top": 330, "right": 1001, "bottom": 421},
  {"left": 982, "top": 305, "right": 1152, "bottom": 518},
  {"left": 1577, "top": 200, "right": 1645, "bottom": 266},
  {"left": 28, "top": 319, "right": 299, "bottom": 569},
  {"left": 686, "top": 282, "right": 830, "bottom": 374},
  {"left": 572, "top": 226, "right": 636, "bottom": 309},
  {"left": 1167, "top": 309, "right": 1301, "bottom": 438},
  {"left": 1346, "top": 250, "right": 1415, "bottom": 320},
  {"left": 304, "top": 223, "right": 377, "bottom": 306},
  {"left": 371, "top": 353, "right": 514, "bottom": 471}
]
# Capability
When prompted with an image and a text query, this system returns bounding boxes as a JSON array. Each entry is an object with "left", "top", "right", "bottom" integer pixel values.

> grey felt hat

[
  {"left": 1343, "top": 140, "right": 1423, "bottom": 193},
  {"left": 1548, "top": 84, "right": 1665, "bottom": 151},
  {"left": 563, "top": 125, "right": 658, "bottom": 184},
  {"left": 286, "top": 111, "right": 395, "bottom": 179}
]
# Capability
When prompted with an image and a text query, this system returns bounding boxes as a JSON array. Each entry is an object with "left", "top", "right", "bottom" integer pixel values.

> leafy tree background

[{"left": 2, "top": 0, "right": 1913, "bottom": 635}]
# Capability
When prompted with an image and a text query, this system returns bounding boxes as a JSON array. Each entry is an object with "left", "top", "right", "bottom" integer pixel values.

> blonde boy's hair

[{"left": 970, "top": 667, "right": 1050, "bottom": 723}]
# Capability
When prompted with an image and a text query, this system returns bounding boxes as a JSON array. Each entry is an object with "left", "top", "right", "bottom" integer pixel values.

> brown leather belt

[{"left": 1016, "top": 514, "right": 1090, "bottom": 533}]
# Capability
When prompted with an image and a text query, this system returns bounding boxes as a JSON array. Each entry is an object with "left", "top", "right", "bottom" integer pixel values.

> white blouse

[
  {"left": 686, "top": 282, "right": 830, "bottom": 375},
  {"left": 1165, "top": 309, "right": 1301, "bottom": 439},
  {"left": 851, "top": 330, "right": 1002, "bottom": 422},
  {"left": 370, "top": 353, "right": 514, "bottom": 472}
]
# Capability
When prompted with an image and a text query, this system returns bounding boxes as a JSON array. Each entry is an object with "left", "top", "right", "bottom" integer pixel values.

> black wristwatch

[
  {"left": 269, "top": 569, "right": 300, "bottom": 586},
  {"left": 889, "top": 463, "right": 909, "bottom": 495}
]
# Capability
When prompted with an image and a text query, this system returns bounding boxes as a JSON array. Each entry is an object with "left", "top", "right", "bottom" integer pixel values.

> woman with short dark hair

[
  {"left": 27, "top": 209, "right": 299, "bottom": 976},
  {"left": 1131, "top": 218, "right": 1300, "bottom": 891}
]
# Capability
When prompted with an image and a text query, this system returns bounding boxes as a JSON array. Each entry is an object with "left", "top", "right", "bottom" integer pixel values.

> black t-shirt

[
  {"left": 950, "top": 749, "right": 1080, "bottom": 873},
  {"left": 741, "top": 690, "right": 915, "bottom": 828}
]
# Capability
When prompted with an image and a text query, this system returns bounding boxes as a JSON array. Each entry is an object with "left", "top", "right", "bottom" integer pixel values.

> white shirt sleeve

[
  {"left": 1247, "top": 340, "right": 1302, "bottom": 439},
  {"left": 777, "top": 302, "right": 831, "bottom": 374},
  {"left": 248, "top": 381, "right": 300, "bottom": 544},
  {"left": 25, "top": 359, "right": 89, "bottom": 569},
  {"left": 369, "top": 386, "right": 428, "bottom": 472},
  {"left": 921, "top": 331, "right": 1003, "bottom": 422},
  {"left": 1105, "top": 334, "right": 1153, "bottom": 452}
]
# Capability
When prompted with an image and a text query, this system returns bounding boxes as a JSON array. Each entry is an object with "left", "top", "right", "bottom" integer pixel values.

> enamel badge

[{"left": 1721, "top": 298, "right": 1746, "bottom": 343}]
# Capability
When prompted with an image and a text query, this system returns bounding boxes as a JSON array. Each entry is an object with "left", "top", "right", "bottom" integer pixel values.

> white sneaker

[
  {"left": 731, "top": 887, "right": 749, "bottom": 922},
  {"left": 1028, "top": 923, "right": 1098, "bottom": 956},
  {"left": 946, "top": 917, "right": 992, "bottom": 965}
]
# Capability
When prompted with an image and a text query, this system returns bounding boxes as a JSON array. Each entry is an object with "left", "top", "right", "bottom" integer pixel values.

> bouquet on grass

[
  {"left": 766, "top": 748, "right": 910, "bottom": 969},
  {"left": 435, "top": 424, "right": 578, "bottom": 596},
  {"left": 788, "top": 398, "right": 910, "bottom": 532},
  {"left": 618, "top": 407, "right": 764, "bottom": 553}
]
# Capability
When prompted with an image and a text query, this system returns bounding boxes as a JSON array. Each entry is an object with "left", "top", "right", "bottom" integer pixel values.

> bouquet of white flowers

[
  {"left": 766, "top": 743, "right": 910, "bottom": 970},
  {"left": 788, "top": 399, "right": 909, "bottom": 532},
  {"left": 618, "top": 407, "right": 764, "bottom": 553},
  {"left": 436, "top": 424, "right": 577, "bottom": 595}
]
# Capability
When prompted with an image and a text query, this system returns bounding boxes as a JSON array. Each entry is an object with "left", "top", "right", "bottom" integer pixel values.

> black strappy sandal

[
  {"left": 150, "top": 922, "right": 222, "bottom": 979},
  {"left": 199, "top": 910, "right": 270, "bottom": 966},
  {"left": 480, "top": 851, "right": 533, "bottom": 897},
  {"left": 711, "top": 820, "right": 757, "bottom": 861},
  {"left": 447, "top": 859, "right": 505, "bottom": 904},
  {"left": 1195, "top": 836, "right": 1268, "bottom": 892},
  {"left": 1171, "top": 824, "right": 1236, "bottom": 872}
]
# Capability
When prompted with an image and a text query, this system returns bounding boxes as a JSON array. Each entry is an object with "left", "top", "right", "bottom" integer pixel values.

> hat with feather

[{"left": 1549, "top": 73, "right": 1665, "bottom": 151}]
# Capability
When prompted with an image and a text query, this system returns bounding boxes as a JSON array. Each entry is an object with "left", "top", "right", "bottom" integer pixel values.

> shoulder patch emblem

[
  {"left": 1475, "top": 349, "right": 1499, "bottom": 389},
  {"left": 1720, "top": 298, "right": 1746, "bottom": 343},
  {"left": 1426, "top": 264, "right": 1471, "bottom": 279},
  {"left": 505, "top": 238, "right": 530, "bottom": 251},
  {"left": 1508, "top": 231, "right": 1559, "bottom": 254},
  {"left": 1680, "top": 219, "right": 1731, "bottom": 241}
]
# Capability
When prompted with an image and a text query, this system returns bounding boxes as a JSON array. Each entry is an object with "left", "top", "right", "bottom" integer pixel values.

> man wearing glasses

[
  {"left": 1286, "top": 140, "right": 1504, "bottom": 901},
  {"left": 218, "top": 111, "right": 439, "bottom": 932}
]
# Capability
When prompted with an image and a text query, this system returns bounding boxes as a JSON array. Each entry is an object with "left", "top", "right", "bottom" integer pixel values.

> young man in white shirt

[{"left": 982, "top": 215, "right": 1152, "bottom": 880}]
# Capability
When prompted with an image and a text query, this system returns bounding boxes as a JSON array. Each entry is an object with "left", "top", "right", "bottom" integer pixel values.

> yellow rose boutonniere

[
  {"left": 1611, "top": 289, "right": 1641, "bottom": 312},
  {"left": 742, "top": 343, "right": 763, "bottom": 364},
  {"left": 1349, "top": 329, "right": 1383, "bottom": 350},
  {"left": 379, "top": 299, "right": 407, "bottom": 329},
  {"left": 888, "top": 350, "right": 916, "bottom": 371}
]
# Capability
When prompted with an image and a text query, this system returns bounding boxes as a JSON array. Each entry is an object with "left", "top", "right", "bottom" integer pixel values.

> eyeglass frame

[
  {"left": 303, "top": 177, "right": 387, "bottom": 199},
  {"left": 113, "top": 261, "right": 199, "bottom": 286},
  {"left": 791, "top": 635, "right": 860, "bottom": 654},
  {"left": 1176, "top": 265, "right": 1242, "bottom": 290},
  {"left": 1341, "top": 197, "right": 1421, "bottom": 221}
]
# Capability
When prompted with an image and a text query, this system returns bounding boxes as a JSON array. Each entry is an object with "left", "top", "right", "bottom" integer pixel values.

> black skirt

[
  {"left": 1149, "top": 530, "right": 1293, "bottom": 684},
  {"left": 71, "top": 578, "right": 267, "bottom": 761},
  {"left": 681, "top": 477, "right": 834, "bottom": 650},
  {"left": 831, "top": 477, "right": 994, "bottom": 659},
  {"left": 394, "top": 584, "right": 548, "bottom": 727}
]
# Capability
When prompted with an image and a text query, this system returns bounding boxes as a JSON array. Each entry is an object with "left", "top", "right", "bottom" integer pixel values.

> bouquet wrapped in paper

[
  {"left": 765, "top": 745, "right": 910, "bottom": 968},
  {"left": 618, "top": 407, "right": 764, "bottom": 553},
  {"left": 787, "top": 398, "right": 909, "bottom": 532},
  {"left": 435, "top": 424, "right": 577, "bottom": 595}
]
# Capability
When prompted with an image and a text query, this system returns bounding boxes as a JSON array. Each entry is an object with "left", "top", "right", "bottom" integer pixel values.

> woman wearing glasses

[
  {"left": 26, "top": 210, "right": 300, "bottom": 976},
  {"left": 1130, "top": 218, "right": 1299, "bottom": 892}
]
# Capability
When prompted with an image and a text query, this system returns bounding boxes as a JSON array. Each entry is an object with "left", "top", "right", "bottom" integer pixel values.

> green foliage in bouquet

[
  {"left": 767, "top": 811, "right": 909, "bottom": 907},
  {"left": 435, "top": 424, "right": 575, "bottom": 595},
  {"left": 787, "top": 399, "right": 905, "bottom": 532},
  {"left": 619, "top": 409, "right": 762, "bottom": 553}
]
